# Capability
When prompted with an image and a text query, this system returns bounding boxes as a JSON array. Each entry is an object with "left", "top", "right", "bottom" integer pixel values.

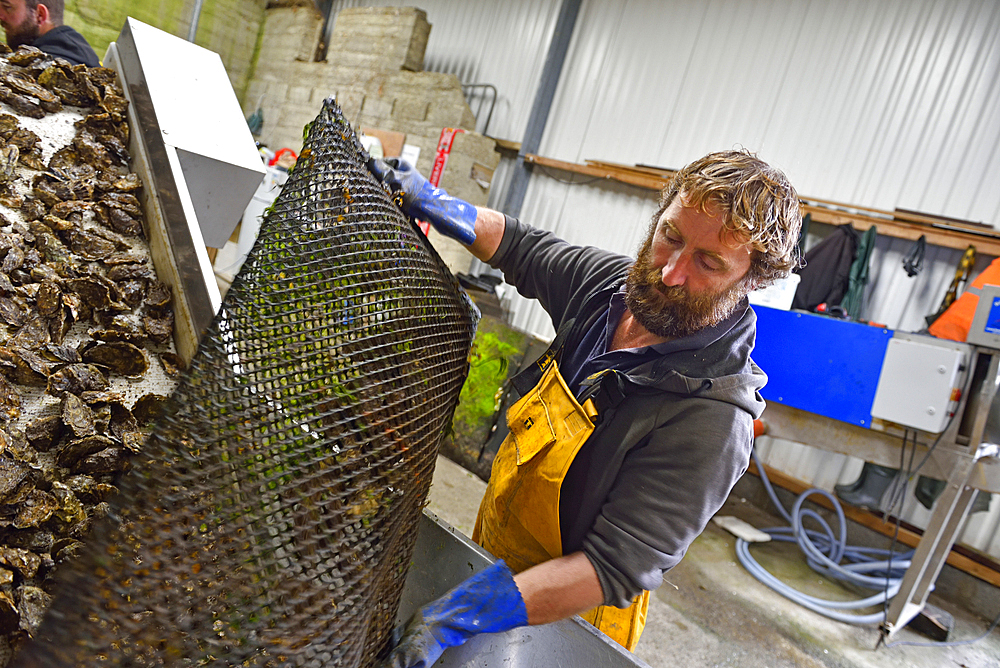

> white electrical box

[{"left": 871, "top": 335, "right": 969, "bottom": 433}]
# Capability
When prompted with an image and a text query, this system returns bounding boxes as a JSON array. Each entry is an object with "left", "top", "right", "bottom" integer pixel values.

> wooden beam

[
  {"left": 523, "top": 153, "right": 1000, "bottom": 257},
  {"left": 523, "top": 154, "right": 670, "bottom": 190},
  {"left": 747, "top": 460, "right": 1000, "bottom": 588},
  {"left": 803, "top": 204, "right": 1000, "bottom": 256}
]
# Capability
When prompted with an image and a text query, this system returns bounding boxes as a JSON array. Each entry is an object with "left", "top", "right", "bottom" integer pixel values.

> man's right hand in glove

[
  {"left": 380, "top": 560, "right": 528, "bottom": 668},
  {"left": 368, "top": 158, "right": 478, "bottom": 245}
]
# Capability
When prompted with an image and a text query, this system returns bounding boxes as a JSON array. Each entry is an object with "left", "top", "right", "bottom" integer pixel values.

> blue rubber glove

[
  {"left": 380, "top": 560, "right": 528, "bottom": 668},
  {"left": 368, "top": 157, "right": 478, "bottom": 245}
]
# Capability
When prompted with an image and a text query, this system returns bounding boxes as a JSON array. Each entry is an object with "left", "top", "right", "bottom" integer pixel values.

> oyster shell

[
  {"left": 0, "top": 348, "right": 49, "bottom": 387},
  {"left": 37, "top": 63, "right": 98, "bottom": 107},
  {"left": 65, "top": 276, "right": 115, "bottom": 310},
  {"left": 18, "top": 148, "right": 45, "bottom": 171},
  {"left": 48, "top": 200, "right": 90, "bottom": 219},
  {"left": 0, "top": 377, "right": 20, "bottom": 423},
  {"left": 107, "top": 263, "right": 153, "bottom": 281},
  {"left": 44, "top": 343, "right": 81, "bottom": 364},
  {"left": 6, "top": 46, "right": 47, "bottom": 68},
  {"left": 9, "top": 316, "right": 50, "bottom": 350},
  {"left": 30, "top": 262, "right": 60, "bottom": 283},
  {"left": 132, "top": 393, "right": 166, "bottom": 425},
  {"left": 0, "top": 84, "right": 43, "bottom": 119},
  {"left": 19, "top": 197, "right": 45, "bottom": 222},
  {"left": 113, "top": 173, "right": 140, "bottom": 191},
  {"left": 13, "top": 489, "right": 58, "bottom": 528},
  {"left": 0, "top": 547, "right": 41, "bottom": 579},
  {"left": 0, "top": 297, "right": 27, "bottom": 327},
  {"left": 160, "top": 352, "right": 184, "bottom": 377},
  {"left": 55, "top": 434, "right": 114, "bottom": 469},
  {"left": 0, "top": 591, "right": 17, "bottom": 635},
  {"left": 0, "top": 457, "right": 29, "bottom": 501},
  {"left": 82, "top": 341, "right": 148, "bottom": 377},
  {"left": 122, "top": 431, "right": 144, "bottom": 453},
  {"left": 18, "top": 585, "right": 52, "bottom": 634},
  {"left": 145, "top": 280, "right": 172, "bottom": 309},
  {"left": 7, "top": 127, "right": 38, "bottom": 152},
  {"left": 61, "top": 393, "right": 95, "bottom": 438},
  {"left": 99, "top": 91, "right": 129, "bottom": 121},
  {"left": 0, "top": 184, "right": 22, "bottom": 209},
  {"left": 35, "top": 281, "right": 61, "bottom": 316},
  {"left": 46, "top": 364, "right": 108, "bottom": 396},
  {"left": 101, "top": 192, "right": 142, "bottom": 217},
  {"left": 0, "top": 145, "right": 17, "bottom": 183},
  {"left": 32, "top": 226, "right": 72, "bottom": 264},
  {"left": 1, "top": 247, "right": 23, "bottom": 273},
  {"left": 24, "top": 415, "right": 64, "bottom": 451},
  {"left": 108, "top": 401, "right": 138, "bottom": 441},
  {"left": 117, "top": 279, "right": 146, "bottom": 309},
  {"left": 143, "top": 310, "right": 173, "bottom": 344},
  {"left": 75, "top": 447, "right": 128, "bottom": 475},
  {"left": 62, "top": 227, "right": 116, "bottom": 261},
  {"left": 105, "top": 206, "right": 143, "bottom": 236}
]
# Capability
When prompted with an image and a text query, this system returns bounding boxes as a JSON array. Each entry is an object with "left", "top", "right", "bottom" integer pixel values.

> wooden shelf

[{"left": 523, "top": 154, "right": 1000, "bottom": 256}]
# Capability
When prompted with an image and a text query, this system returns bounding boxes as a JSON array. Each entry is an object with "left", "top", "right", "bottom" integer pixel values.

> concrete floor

[{"left": 426, "top": 456, "right": 1000, "bottom": 668}]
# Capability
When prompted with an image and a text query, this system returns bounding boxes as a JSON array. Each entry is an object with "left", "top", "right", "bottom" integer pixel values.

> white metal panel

[{"left": 540, "top": 0, "right": 1000, "bottom": 225}]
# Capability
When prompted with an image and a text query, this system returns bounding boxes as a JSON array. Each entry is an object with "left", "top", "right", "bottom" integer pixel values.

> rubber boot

[
  {"left": 835, "top": 463, "right": 898, "bottom": 510},
  {"left": 916, "top": 475, "right": 992, "bottom": 513}
]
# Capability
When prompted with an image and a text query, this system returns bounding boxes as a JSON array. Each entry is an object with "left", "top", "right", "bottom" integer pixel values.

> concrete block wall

[
  {"left": 328, "top": 6, "right": 430, "bottom": 72},
  {"left": 254, "top": 1, "right": 323, "bottom": 66},
  {"left": 245, "top": 6, "right": 498, "bottom": 275}
]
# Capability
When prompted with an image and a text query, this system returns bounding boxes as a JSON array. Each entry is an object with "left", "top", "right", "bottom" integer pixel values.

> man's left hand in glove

[{"left": 367, "top": 157, "right": 478, "bottom": 245}]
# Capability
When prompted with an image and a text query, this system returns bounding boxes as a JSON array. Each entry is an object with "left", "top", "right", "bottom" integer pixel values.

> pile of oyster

[{"left": 0, "top": 44, "right": 180, "bottom": 661}]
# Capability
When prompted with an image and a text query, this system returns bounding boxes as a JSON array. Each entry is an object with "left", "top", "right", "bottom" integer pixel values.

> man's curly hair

[{"left": 655, "top": 149, "right": 802, "bottom": 288}]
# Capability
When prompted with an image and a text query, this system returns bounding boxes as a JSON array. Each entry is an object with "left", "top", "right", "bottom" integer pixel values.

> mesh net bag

[{"left": 15, "top": 99, "right": 477, "bottom": 667}]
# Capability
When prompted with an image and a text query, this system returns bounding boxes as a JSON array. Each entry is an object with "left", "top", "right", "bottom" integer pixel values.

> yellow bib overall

[{"left": 472, "top": 359, "right": 649, "bottom": 651}]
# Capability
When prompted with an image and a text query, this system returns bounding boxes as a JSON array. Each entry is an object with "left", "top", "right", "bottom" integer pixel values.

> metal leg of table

[{"left": 883, "top": 453, "right": 979, "bottom": 638}]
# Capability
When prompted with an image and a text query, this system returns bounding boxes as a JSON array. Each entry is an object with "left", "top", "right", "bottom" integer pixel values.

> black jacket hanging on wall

[{"left": 791, "top": 224, "right": 859, "bottom": 311}]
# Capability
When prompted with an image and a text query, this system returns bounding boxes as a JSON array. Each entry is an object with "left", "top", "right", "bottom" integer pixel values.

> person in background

[
  {"left": 0, "top": 0, "right": 99, "bottom": 67},
  {"left": 369, "top": 149, "right": 802, "bottom": 668}
]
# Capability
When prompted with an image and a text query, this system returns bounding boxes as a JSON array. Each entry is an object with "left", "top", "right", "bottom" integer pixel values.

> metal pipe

[
  {"left": 501, "top": 0, "right": 582, "bottom": 218},
  {"left": 187, "top": 0, "right": 206, "bottom": 42}
]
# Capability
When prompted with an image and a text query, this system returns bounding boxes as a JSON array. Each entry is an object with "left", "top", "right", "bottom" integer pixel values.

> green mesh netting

[{"left": 15, "top": 98, "right": 477, "bottom": 667}]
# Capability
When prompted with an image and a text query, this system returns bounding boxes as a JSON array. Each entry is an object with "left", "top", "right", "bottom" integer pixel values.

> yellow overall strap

[{"left": 472, "top": 360, "right": 649, "bottom": 650}]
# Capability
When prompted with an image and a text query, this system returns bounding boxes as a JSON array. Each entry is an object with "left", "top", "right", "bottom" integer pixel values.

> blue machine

[{"left": 751, "top": 306, "right": 893, "bottom": 427}]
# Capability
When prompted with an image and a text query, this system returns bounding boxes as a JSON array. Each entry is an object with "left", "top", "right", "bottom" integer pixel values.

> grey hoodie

[{"left": 489, "top": 216, "right": 766, "bottom": 608}]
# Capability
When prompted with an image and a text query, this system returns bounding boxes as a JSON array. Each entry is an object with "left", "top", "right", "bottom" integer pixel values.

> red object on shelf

[{"left": 268, "top": 148, "right": 298, "bottom": 167}]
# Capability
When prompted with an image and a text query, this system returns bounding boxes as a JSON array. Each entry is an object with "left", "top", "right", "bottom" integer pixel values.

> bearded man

[
  {"left": 369, "top": 150, "right": 801, "bottom": 668},
  {"left": 0, "top": 0, "right": 99, "bottom": 67}
]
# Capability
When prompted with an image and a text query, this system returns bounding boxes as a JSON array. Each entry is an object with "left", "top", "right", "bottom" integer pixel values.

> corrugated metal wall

[{"left": 329, "top": 0, "right": 1000, "bottom": 556}]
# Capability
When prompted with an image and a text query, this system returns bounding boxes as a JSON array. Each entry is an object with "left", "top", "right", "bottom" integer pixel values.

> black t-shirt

[{"left": 32, "top": 25, "right": 99, "bottom": 67}]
